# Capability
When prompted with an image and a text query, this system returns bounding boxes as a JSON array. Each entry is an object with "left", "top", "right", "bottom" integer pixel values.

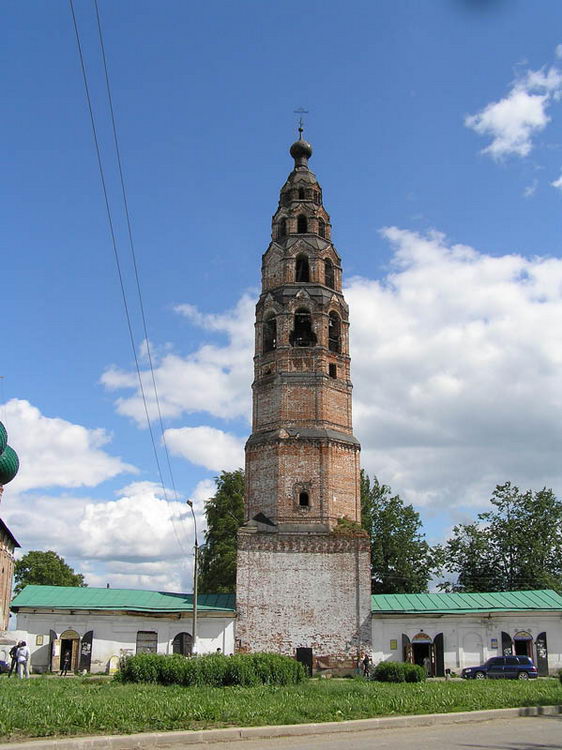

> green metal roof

[
  {"left": 371, "top": 589, "right": 562, "bottom": 614},
  {"left": 11, "top": 585, "right": 235, "bottom": 613}
]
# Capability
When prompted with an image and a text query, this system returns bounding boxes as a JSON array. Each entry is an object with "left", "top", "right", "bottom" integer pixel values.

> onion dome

[
  {"left": 290, "top": 137, "right": 313, "bottom": 167},
  {"left": 0, "top": 445, "right": 19, "bottom": 485},
  {"left": 0, "top": 422, "right": 6, "bottom": 455}
]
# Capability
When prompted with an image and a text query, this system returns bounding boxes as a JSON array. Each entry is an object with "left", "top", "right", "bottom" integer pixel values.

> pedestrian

[
  {"left": 7, "top": 642, "right": 19, "bottom": 677},
  {"left": 362, "top": 652, "right": 371, "bottom": 677},
  {"left": 16, "top": 641, "right": 30, "bottom": 679},
  {"left": 60, "top": 651, "right": 71, "bottom": 677},
  {"left": 423, "top": 655, "right": 432, "bottom": 677}
]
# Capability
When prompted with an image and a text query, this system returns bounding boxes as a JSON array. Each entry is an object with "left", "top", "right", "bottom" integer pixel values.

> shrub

[
  {"left": 558, "top": 668, "right": 562, "bottom": 685},
  {"left": 403, "top": 663, "right": 426, "bottom": 682},
  {"left": 117, "top": 652, "right": 306, "bottom": 687},
  {"left": 370, "top": 661, "right": 406, "bottom": 683}
]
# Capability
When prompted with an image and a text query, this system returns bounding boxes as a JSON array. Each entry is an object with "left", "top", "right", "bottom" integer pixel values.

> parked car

[{"left": 462, "top": 656, "right": 538, "bottom": 680}]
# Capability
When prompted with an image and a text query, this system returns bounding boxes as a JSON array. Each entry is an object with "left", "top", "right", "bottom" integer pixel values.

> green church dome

[
  {"left": 0, "top": 422, "right": 7, "bottom": 455},
  {"left": 0, "top": 445, "right": 19, "bottom": 485}
]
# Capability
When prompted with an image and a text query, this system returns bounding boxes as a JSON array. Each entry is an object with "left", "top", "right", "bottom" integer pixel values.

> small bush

[
  {"left": 370, "top": 661, "right": 406, "bottom": 683},
  {"left": 558, "top": 668, "right": 562, "bottom": 684},
  {"left": 403, "top": 663, "right": 426, "bottom": 682},
  {"left": 117, "top": 651, "right": 306, "bottom": 687}
]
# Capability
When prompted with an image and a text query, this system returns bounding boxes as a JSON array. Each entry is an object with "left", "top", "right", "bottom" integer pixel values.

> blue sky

[{"left": 3, "top": 0, "right": 562, "bottom": 594}]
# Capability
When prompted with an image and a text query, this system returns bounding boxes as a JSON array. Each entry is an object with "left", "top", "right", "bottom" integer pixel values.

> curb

[{"left": 0, "top": 705, "right": 560, "bottom": 749}]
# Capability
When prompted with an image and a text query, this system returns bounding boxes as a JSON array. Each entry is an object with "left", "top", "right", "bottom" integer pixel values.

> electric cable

[
  {"left": 68, "top": 0, "right": 187, "bottom": 557},
  {"left": 92, "top": 0, "right": 192, "bottom": 551}
]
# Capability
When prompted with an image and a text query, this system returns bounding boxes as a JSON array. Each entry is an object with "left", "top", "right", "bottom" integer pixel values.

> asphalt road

[{"left": 176, "top": 716, "right": 562, "bottom": 750}]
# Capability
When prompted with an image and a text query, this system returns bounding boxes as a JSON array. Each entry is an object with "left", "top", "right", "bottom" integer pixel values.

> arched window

[
  {"left": 263, "top": 314, "right": 277, "bottom": 353},
  {"left": 290, "top": 309, "right": 317, "bottom": 347},
  {"left": 295, "top": 254, "right": 310, "bottom": 282},
  {"left": 172, "top": 632, "right": 193, "bottom": 657},
  {"left": 298, "top": 187, "right": 305, "bottom": 199},
  {"left": 328, "top": 312, "right": 341, "bottom": 353},
  {"left": 278, "top": 218, "right": 287, "bottom": 239},
  {"left": 299, "top": 491, "right": 310, "bottom": 507},
  {"left": 297, "top": 214, "right": 307, "bottom": 233},
  {"left": 324, "top": 258, "right": 334, "bottom": 288},
  {"left": 318, "top": 219, "right": 326, "bottom": 238}
]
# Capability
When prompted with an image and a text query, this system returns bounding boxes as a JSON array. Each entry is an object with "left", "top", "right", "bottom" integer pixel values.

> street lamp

[{"left": 186, "top": 499, "right": 198, "bottom": 656}]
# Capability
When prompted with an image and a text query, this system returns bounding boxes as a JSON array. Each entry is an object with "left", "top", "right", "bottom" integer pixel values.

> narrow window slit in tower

[
  {"left": 299, "top": 491, "right": 309, "bottom": 507},
  {"left": 319, "top": 219, "right": 326, "bottom": 239},
  {"left": 329, "top": 363, "right": 337, "bottom": 379},
  {"left": 297, "top": 214, "right": 308, "bottom": 233},
  {"left": 298, "top": 187, "right": 305, "bottom": 199},
  {"left": 324, "top": 258, "right": 334, "bottom": 286},
  {"left": 278, "top": 218, "right": 287, "bottom": 239}
]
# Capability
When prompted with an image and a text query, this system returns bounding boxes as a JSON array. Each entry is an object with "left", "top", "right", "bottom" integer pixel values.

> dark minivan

[{"left": 462, "top": 655, "right": 538, "bottom": 680}]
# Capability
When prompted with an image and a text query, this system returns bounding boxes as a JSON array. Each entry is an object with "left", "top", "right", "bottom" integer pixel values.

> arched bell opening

[
  {"left": 297, "top": 214, "right": 308, "bottom": 234},
  {"left": 277, "top": 217, "right": 287, "bottom": 239},
  {"left": 328, "top": 312, "right": 341, "bottom": 353},
  {"left": 263, "top": 313, "right": 277, "bottom": 353},
  {"left": 290, "top": 309, "right": 317, "bottom": 348},
  {"left": 295, "top": 254, "right": 310, "bottom": 283}
]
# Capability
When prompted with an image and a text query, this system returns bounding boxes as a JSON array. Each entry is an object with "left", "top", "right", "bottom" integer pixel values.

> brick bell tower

[{"left": 235, "top": 131, "right": 372, "bottom": 672}]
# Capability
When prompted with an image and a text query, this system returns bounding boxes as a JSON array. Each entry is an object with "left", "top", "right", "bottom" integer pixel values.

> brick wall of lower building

[{"left": 236, "top": 529, "right": 372, "bottom": 671}]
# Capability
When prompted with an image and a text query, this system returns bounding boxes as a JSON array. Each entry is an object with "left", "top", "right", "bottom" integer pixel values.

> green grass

[{"left": 0, "top": 677, "right": 560, "bottom": 742}]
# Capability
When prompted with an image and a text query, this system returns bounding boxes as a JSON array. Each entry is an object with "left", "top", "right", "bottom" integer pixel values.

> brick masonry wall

[
  {"left": 236, "top": 530, "right": 372, "bottom": 670},
  {"left": 0, "top": 528, "right": 15, "bottom": 631}
]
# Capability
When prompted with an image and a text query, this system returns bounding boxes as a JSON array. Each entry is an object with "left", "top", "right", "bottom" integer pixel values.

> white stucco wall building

[
  {"left": 371, "top": 590, "right": 562, "bottom": 676},
  {"left": 9, "top": 586, "right": 235, "bottom": 674},
  {"left": 7, "top": 585, "right": 562, "bottom": 676}
]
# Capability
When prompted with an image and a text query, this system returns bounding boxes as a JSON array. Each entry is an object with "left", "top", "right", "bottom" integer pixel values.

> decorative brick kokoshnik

[{"left": 235, "top": 135, "right": 372, "bottom": 671}]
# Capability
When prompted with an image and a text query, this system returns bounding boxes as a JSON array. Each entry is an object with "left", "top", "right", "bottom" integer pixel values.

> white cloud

[
  {"left": 465, "top": 65, "right": 562, "bottom": 159},
  {"left": 165, "top": 426, "right": 245, "bottom": 471},
  {"left": 523, "top": 179, "right": 538, "bottom": 197},
  {"left": 101, "top": 295, "right": 255, "bottom": 426},
  {"left": 347, "top": 227, "right": 562, "bottom": 509},
  {"left": 3, "top": 477, "right": 216, "bottom": 592},
  {"left": 551, "top": 173, "right": 562, "bottom": 191},
  {"left": 555, "top": 44, "right": 562, "bottom": 60},
  {"left": 1, "top": 399, "right": 135, "bottom": 491}
]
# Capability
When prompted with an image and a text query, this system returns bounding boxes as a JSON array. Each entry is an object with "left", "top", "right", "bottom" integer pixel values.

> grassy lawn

[{"left": 0, "top": 677, "right": 560, "bottom": 742}]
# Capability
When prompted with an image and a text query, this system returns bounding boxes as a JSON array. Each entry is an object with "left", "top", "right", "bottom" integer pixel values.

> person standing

[
  {"left": 7, "top": 643, "right": 19, "bottom": 677},
  {"left": 16, "top": 641, "right": 30, "bottom": 679},
  {"left": 60, "top": 651, "right": 71, "bottom": 677},
  {"left": 362, "top": 652, "right": 372, "bottom": 677}
]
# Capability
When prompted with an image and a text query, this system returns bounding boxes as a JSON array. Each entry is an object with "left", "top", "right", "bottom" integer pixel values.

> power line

[
  {"left": 68, "top": 0, "right": 187, "bottom": 557},
  {"left": 91, "top": 0, "right": 190, "bottom": 550}
]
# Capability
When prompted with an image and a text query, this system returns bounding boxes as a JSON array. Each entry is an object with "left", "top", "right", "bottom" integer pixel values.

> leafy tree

[
  {"left": 198, "top": 469, "right": 245, "bottom": 594},
  {"left": 441, "top": 482, "right": 562, "bottom": 593},
  {"left": 360, "top": 471, "right": 440, "bottom": 594},
  {"left": 14, "top": 550, "right": 86, "bottom": 595}
]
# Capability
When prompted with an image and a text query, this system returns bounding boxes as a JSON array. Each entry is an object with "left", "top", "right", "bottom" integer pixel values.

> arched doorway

[
  {"left": 411, "top": 632, "right": 433, "bottom": 676},
  {"left": 513, "top": 631, "right": 533, "bottom": 657},
  {"left": 172, "top": 632, "right": 193, "bottom": 656},
  {"left": 59, "top": 629, "right": 80, "bottom": 672}
]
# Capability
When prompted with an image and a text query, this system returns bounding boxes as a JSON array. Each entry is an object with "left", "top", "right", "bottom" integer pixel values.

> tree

[
  {"left": 360, "top": 471, "right": 440, "bottom": 594},
  {"left": 198, "top": 469, "right": 245, "bottom": 594},
  {"left": 441, "top": 482, "right": 562, "bottom": 593},
  {"left": 14, "top": 550, "right": 86, "bottom": 595}
]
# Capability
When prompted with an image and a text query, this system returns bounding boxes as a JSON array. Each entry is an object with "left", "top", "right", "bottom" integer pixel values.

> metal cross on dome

[{"left": 294, "top": 107, "right": 309, "bottom": 137}]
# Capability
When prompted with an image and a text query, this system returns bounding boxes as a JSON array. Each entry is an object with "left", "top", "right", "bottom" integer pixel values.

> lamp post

[{"left": 186, "top": 499, "right": 198, "bottom": 656}]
